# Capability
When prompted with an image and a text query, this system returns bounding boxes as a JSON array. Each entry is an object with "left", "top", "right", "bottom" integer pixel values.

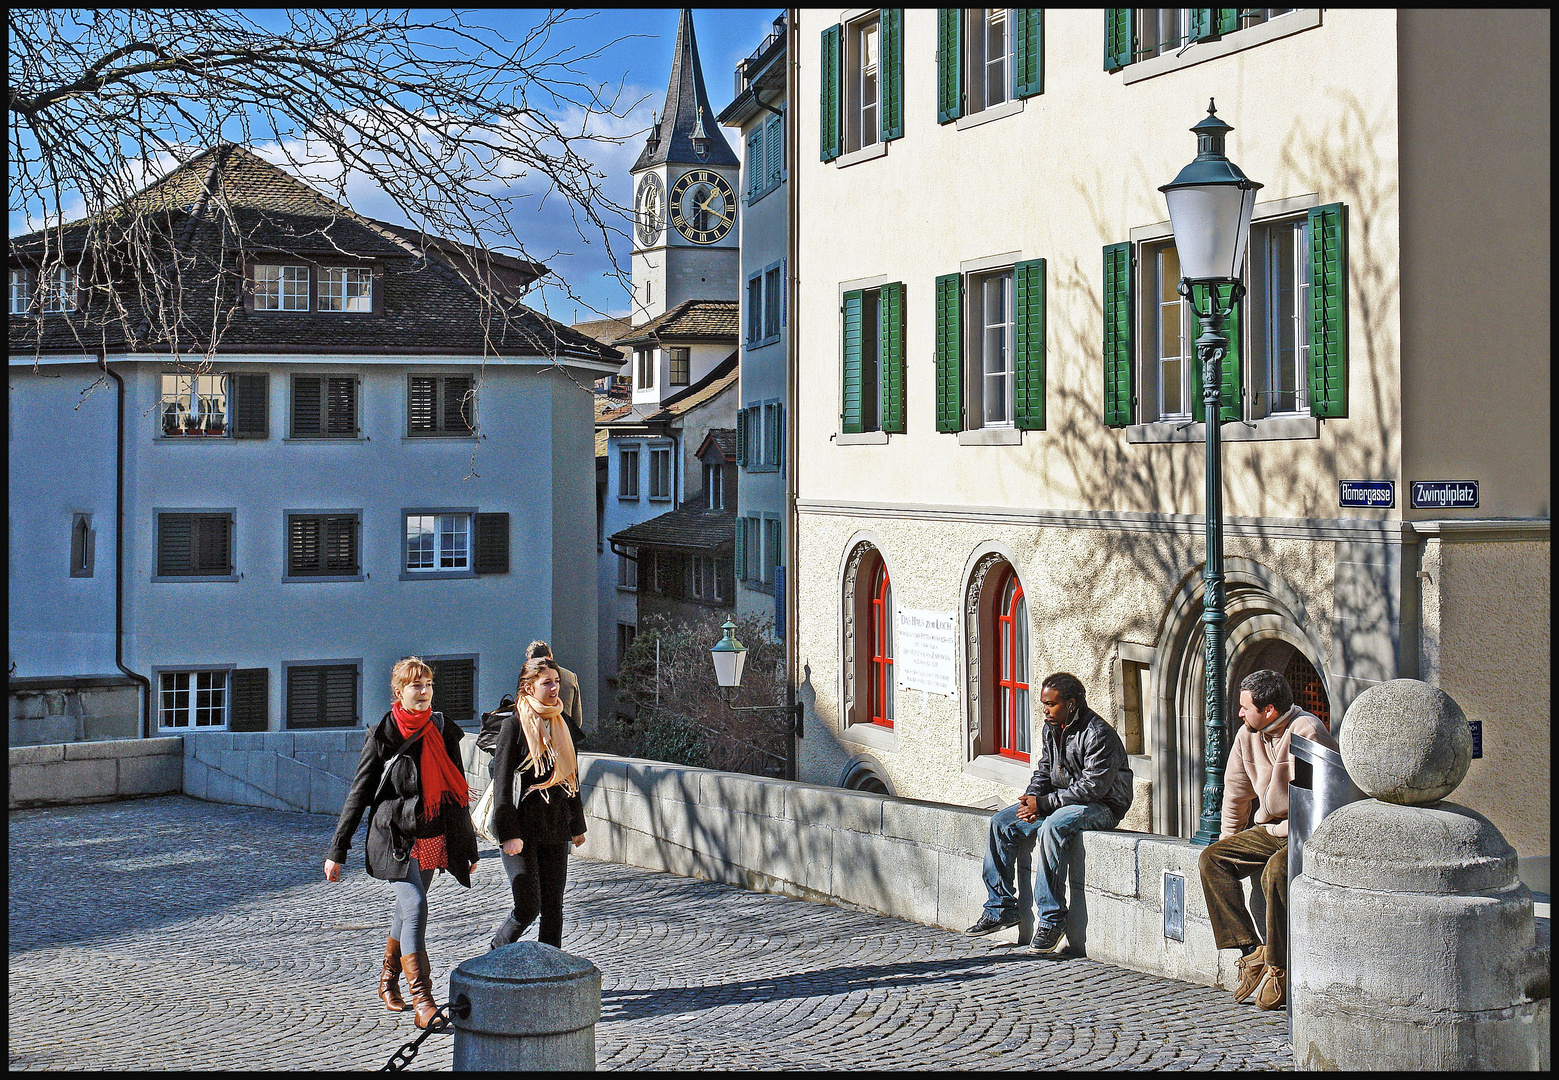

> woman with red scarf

[{"left": 324, "top": 657, "right": 480, "bottom": 1028}]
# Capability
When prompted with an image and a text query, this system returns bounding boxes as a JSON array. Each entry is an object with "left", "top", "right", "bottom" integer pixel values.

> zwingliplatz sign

[{"left": 1411, "top": 481, "right": 1480, "bottom": 509}]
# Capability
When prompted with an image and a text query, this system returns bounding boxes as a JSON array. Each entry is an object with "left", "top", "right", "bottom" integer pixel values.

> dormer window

[
  {"left": 254, "top": 264, "right": 309, "bottom": 311},
  {"left": 9, "top": 269, "right": 31, "bottom": 315},
  {"left": 11, "top": 267, "right": 78, "bottom": 314},
  {"left": 319, "top": 267, "right": 373, "bottom": 312},
  {"left": 705, "top": 462, "right": 724, "bottom": 510}
]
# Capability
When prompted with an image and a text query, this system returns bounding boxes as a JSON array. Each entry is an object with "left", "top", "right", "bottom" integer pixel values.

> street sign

[
  {"left": 1339, "top": 480, "right": 1395, "bottom": 508},
  {"left": 1411, "top": 480, "right": 1479, "bottom": 509}
]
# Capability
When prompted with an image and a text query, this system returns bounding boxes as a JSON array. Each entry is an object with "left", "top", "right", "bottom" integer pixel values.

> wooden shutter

[
  {"left": 1105, "top": 9, "right": 1134, "bottom": 71},
  {"left": 289, "top": 515, "right": 322, "bottom": 575},
  {"left": 443, "top": 375, "right": 474, "bottom": 434},
  {"left": 1190, "top": 9, "right": 1215, "bottom": 41},
  {"left": 734, "top": 517, "right": 746, "bottom": 580},
  {"left": 935, "top": 273, "right": 964, "bottom": 432},
  {"left": 937, "top": 9, "right": 963, "bottom": 124},
  {"left": 324, "top": 516, "right": 358, "bottom": 574},
  {"left": 821, "top": 24, "right": 842, "bottom": 162},
  {"left": 157, "top": 514, "right": 193, "bottom": 576},
  {"left": 1102, "top": 243, "right": 1135, "bottom": 427},
  {"left": 1014, "top": 10, "right": 1044, "bottom": 98},
  {"left": 1308, "top": 203, "right": 1349, "bottom": 418},
  {"left": 747, "top": 129, "right": 764, "bottom": 198},
  {"left": 881, "top": 281, "right": 906, "bottom": 434},
  {"left": 1190, "top": 282, "right": 1242, "bottom": 425},
  {"left": 841, "top": 289, "right": 865, "bottom": 434},
  {"left": 767, "top": 116, "right": 783, "bottom": 187},
  {"left": 736, "top": 408, "right": 747, "bottom": 467},
  {"left": 429, "top": 658, "right": 476, "bottom": 723},
  {"left": 326, "top": 376, "right": 356, "bottom": 436},
  {"left": 881, "top": 9, "right": 904, "bottom": 140},
  {"left": 323, "top": 665, "right": 357, "bottom": 726},
  {"left": 1216, "top": 9, "right": 1241, "bottom": 35},
  {"left": 473, "top": 512, "right": 510, "bottom": 574},
  {"left": 195, "top": 516, "right": 231, "bottom": 575},
  {"left": 292, "top": 375, "right": 322, "bottom": 436},
  {"left": 1015, "top": 259, "right": 1047, "bottom": 431},
  {"left": 409, "top": 376, "right": 437, "bottom": 433},
  {"left": 230, "top": 373, "right": 269, "bottom": 438},
  {"left": 288, "top": 664, "right": 357, "bottom": 728},
  {"left": 229, "top": 667, "right": 269, "bottom": 732}
]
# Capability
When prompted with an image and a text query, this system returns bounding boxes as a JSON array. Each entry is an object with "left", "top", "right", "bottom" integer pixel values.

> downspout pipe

[
  {"left": 784, "top": 8, "right": 801, "bottom": 781},
  {"left": 100, "top": 352, "right": 152, "bottom": 737}
]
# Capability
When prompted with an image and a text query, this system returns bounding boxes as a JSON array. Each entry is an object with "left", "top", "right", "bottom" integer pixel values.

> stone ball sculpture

[{"left": 1338, "top": 679, "right": 1472, "bottom": 805}]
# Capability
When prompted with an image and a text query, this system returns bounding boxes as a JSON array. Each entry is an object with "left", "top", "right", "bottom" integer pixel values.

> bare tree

[{"left": 8, "top": 8, "right": 641, "bottom": 359}]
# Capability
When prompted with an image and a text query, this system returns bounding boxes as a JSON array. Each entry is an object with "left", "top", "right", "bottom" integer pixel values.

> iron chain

[{"left": 380, "top": 998, "right": 469, "bottom": 1072}]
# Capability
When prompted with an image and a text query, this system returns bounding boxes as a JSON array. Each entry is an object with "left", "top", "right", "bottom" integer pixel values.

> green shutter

[
  {"left": 881, "top": 282, "right": 906, "bottom": 433},
  {"left": 1308, "top": 203, "right": 1349, "bottom": 418},
  {"left": 1189, "top": 9, "right": 1215, "bottom": 42},
  {"left": 881, "top": 9, "right": 904, "bottom": 141},
  {"left": 734, "top": 517, "right": 747, "bottom": 581},
  {"left": 1189, "top": 283, "right": 1242, "bottom": 425},
  {"left": 747, "top": 129, "right": 764, "bottom": 198},
  {"left": 821, "top": 24, "right": 842, "bottom": 162},
  {"left": 1102, "top": 243, "right": 1134, "bottom": 427},
  {"left": 1216, "top": 9, "right": 1241, "bottom": 36},
  {"left": 1015, "top": 259, "right": 1047, "bottom": 431},
  {"left": 935, "top": 273, "right": 964, "bottom": 432},
  {"left": 736, "top": 407, "right": 747, "bottom": 466},
  {"left": 841, "top": 290, "right": 865, "bottom": 434},
  {"left": 937, "top": 9, "right": 963, "bottom": 124},
  {"left": 1105, "top": 9, "right": 1134, "bottom": 71},
  {"left": 1014, "top": 10, "right": 1044, "bottom": 98}
]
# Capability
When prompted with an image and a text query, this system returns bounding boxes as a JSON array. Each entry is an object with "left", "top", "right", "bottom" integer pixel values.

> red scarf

[{"left": 391, "top": 702, "right": 469, "bottom": 821}]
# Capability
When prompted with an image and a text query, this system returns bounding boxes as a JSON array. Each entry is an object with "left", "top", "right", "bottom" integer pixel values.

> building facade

[
  {"left": 788, "top": 8, "right": 1549, "bottom": 877},
  {"left": 9, "top": 144, "right": 620, "bottom": 744}
]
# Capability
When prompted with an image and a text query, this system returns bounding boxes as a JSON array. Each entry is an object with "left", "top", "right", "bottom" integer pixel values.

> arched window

[
  {"left": 867, "top": 561, "right": 894, "bottom": 727},
  {"left": 995, "top": 571, "right": 1029, "bottom": 759}
]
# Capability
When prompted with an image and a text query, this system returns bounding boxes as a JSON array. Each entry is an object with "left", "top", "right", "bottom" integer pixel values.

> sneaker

[
  {"left": 1029, "top": 924, "right": 1066, "bottom": 954},
  {"left": 965, "top": 912, "right": 1019, "bottom": 936},
  {"left": 1232, "top": 945, "right": 1267, "bottom": 1003},
  {"left": 1253, "top": 965, "right": 1286, "bottom": 1010}
]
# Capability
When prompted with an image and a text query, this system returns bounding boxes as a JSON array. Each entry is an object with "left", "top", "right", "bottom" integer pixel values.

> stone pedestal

[{"left": 449, "top": 942, "right": 601, "bottom": 1071}]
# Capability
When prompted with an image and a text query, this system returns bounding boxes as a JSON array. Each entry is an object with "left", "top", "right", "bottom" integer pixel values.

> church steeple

[{"left": 632, "top": 9, "right": 738, "bottom": 171}]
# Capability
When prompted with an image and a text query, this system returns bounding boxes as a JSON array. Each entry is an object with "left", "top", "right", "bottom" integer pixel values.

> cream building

[{"left": 787, "top": 8, "right": 1549, "bottom": 884}]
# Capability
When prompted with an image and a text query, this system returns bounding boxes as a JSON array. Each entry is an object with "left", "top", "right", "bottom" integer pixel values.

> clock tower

[{"left": 629, "top": 8, "right": 740, "bottom": 327}]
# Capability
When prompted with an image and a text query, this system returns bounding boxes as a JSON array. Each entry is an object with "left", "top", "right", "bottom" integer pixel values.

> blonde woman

[
  {"left": 487, "top": 656, "right": 587, "bottom": 950},
  {"left": 324, "top": 657, "right": 479, "bottom": 1028}
]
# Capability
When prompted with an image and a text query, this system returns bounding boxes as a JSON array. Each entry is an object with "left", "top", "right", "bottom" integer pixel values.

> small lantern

[{"left": 709, "top": 620, "right": 747, "bottom": 689}]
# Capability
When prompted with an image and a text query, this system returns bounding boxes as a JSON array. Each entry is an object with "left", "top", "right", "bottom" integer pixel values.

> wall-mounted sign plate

[
  {"left": 1339, "top": 480, "right": 1395, "bottom": 508},
  {"left": 1411, "top": 481, "right": 1479, "bottom": 509}
]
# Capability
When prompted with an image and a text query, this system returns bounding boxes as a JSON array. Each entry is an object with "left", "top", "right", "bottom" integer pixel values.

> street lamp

[
  {"left": 1159, "top": 99, "right": 1262, "bottom": 846},
  {"left": 709, "top": 620, "right": 804, "bottom": 780}
]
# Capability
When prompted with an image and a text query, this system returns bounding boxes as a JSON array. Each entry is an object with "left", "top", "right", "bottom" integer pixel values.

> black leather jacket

[
  {"left": 1023, "top": 705, "right": 1134, "bottom": 821},
  {"left": 327, "top": 712, "right": 479, "bottom": 885}
]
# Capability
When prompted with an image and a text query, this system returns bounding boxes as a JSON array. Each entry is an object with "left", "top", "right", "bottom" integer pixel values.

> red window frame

[
  {"left": 867, "top": 562, "right": 894, "bottom": 727},
  {"left": 995, "top": 571, "right": 1029, "bottom": 760}
]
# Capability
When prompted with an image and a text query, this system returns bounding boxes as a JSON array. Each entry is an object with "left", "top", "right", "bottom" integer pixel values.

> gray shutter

[
  {"left": 409, "top": 376, "right": 437, "bottom": 433},
  {"left": 767, "top": 115, "right": 783, "bottom": 187},
  {"left": 443, "top": 375, "right": 474, "bottom": 434},
  {"left": 324, "top": 516, "right": 358, "bottom": 574},
  {"left": 289, "top": 515, "right": 322, "bottom": 575},
  {"left": 326, "top": 376, "right": 356, "bottom": 436},
  {"left": 473, "top": 512, "right": 510, "bottom": 574},
  {"left": 195, "top": 516, "right": 231, "bottom": 575},
  {"left": 323, "top": 666, "right": 358, "bottom": 726},
  {"left": 229, "top": 668, "right": 269, "bottom": 732},
  {"left": 736, "top": 407, "right": 748, "bottom": 467},
  {"left": 292, "top": 376, "right": 322, "bottom": 436},
  {"left": 429, "top": 658, "right": 476, "bottom": 723},
  {"left": 158, "top": 514, "right": 193, "bottom": 576},
  {"left": 734, "top": 517, "right": 747, "bottom": 580},
  {"left": 230, "top": 373, "right": 269, "bottom": 438}
]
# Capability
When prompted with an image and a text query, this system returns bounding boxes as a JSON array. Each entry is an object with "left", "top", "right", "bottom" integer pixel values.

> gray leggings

[{"left": 388, "top": 858, "right": 437, "bottom": 952}]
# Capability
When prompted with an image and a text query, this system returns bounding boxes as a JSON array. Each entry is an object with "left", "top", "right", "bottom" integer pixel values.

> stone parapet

[{"left": 8, "top": 736, "right": 183, "bottom": 808}]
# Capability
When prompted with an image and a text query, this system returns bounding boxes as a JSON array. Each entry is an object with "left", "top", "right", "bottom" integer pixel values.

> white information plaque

[{"left": 896, "top": 609, "right": 957, "bottom": 696}]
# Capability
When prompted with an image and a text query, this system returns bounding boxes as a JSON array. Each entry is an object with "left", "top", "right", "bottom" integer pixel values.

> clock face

[
  {"left": 635, "top": 174, "right": 664, "bottom": 247},
  {"left": 669, "top": 169, "right": 735, "bottom": 245}
]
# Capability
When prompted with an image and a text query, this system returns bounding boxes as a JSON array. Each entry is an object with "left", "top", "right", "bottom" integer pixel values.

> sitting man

[
  {"left": 966, "top": 672, "right": 1134, "bottom": 954},
  {"left": 1199, "top": 668, "right": 1338, "bottom": 1011}
]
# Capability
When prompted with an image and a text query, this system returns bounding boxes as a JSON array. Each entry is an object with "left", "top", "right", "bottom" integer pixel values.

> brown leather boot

[
  {"left": 377, "top": 936, "right": 407, "bottom": 1012},
  {"left": 399, "top": 949, "right": 440, "bottom": 1029}
]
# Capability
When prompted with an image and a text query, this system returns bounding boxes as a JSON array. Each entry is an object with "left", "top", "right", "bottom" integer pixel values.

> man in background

[{"left": 526, "top": 640, "right": 586, "bottom": 746}]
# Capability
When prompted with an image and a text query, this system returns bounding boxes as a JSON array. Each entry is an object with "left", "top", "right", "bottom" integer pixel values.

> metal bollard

[{"left": 449, "top": 942, "right": 602, "bottom": 1071}]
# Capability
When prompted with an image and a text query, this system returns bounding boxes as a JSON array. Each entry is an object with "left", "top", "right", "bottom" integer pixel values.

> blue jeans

[{"left": 981, "top": 801, "right": 1119, "bottom": 930}]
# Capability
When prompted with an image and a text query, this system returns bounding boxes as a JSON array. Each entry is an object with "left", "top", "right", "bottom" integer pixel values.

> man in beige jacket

[{"left": 1199, "top": 668, "right": 1338, "bottom": 1012}]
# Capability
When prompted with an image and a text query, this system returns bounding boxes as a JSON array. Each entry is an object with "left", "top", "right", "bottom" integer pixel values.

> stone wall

[
  {"left": 9, "top": 677, "right": 141, "bottom": 747},
  {"left": 9, "top": 736, "right": 182, "bottom": 809}
]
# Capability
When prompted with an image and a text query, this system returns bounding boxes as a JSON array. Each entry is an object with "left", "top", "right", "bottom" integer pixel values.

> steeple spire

[{"left": 633, "top": 8, "right": 738, "bottom": 171}]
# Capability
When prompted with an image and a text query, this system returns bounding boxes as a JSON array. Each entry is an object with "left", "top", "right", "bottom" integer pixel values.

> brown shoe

[
  {"left": 378, "top": 936, "right": 407, "bottom": 1011},
  {"left": 1232, "top": 945, "right": 1267, "bottom": 1003},
  {"left": 400, "top": 949, "right": 440, "bottom": 1029},
  {"left": 1253, "top": 964, "right": 1286, "bottom": 1010}
]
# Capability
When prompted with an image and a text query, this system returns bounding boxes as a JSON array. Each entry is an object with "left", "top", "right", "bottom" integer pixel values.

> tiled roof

[
  {"left": 601, "top": 350, "right": 738, "bottom": 429},
  {"left": 631, "top": 9, "right": 739, "bottom": 172},
  {"left": 9, "top": 144, "right": 618, "bottom": 364},
  {"left": 614, "top": 299, "right": 738, "bottom": 346},
  {"left": 700, "top": 427, "right": 737, "bottom": 461},
  {"left": 610, "top": 504, "right": 735, "bottom": 552}
]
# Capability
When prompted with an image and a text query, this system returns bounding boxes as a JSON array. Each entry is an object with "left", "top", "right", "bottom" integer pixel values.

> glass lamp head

[
  {"left": 1158, "top": 100, "right": 1263, "bottom": 281},
  {"left": 710, "top": 620, "right": 747, "bottom": 688}
]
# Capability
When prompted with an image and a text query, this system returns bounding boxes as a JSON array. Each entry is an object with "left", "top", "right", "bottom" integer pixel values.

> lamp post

[
  {"left": 1159, "top": 100, "right": 1262, "bottom": 846},
  {"left": 709, "top": 620, "right": 804, "bottom": 780}
]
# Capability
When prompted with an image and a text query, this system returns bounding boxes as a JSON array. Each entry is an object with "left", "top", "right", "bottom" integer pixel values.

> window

[
  {"left": 33, "top": 266, "right": 79, "bottom": 313},
  {"left": 740, "top": 514, "right": 762, "bottom": 582},
  {"left": 156, "top": 513, "right": 233, "bottom": 577},
  {"left": 763, "top": 517, "right": 781, "bottom": 585},
  {"left": 291, "top": 375, "right": 358, "bottom": 438},
  {"left": 159, "top": 670, "right": 228, "bottom": 730},
  {"left": 668, "top": 348, "right": 690, "bottom": 387},
  {"left": 766, "top": 114, "right": 783, "bottom": 189},
  {"left": 821, "top": 12, "right": 901, "bottom": 161},
  {"left": 618, "top": 445, "right": 640, "bottom": 499},
  {"left": 70, "top": 513, "right": 95, "bottom": 578},
  {"left": 618, "top": 548, "right": 638, "bottom": 590},
  {"left": 971, "top": 269, "right": 1016, "bottom": 427},
  {"left": 1145, "top": 240, "right": 1191, "bottom": 419},
  {"left": 319, "top": 267, "right": 373, "bottom": 312},
  {"left": 405, "top": 513, "right": 470, "bottom": 572},
  {"left": 1248, "top": 218, "right": 1311, "bottom": 418},
  {"left": 841, "top": 283, "right": 905, "bottom": 434},
  {"left": 653, "top": 551, "right": 676, "bottom": 595},
  {"left": 160, "top": 373, "right": 228, "bottom": 437},
  {"left": 689, "top": 555, "right": 722, "bottom": 601},
  {"left": 635, "top": 349, "right": 653, "bottom": 390},
  {"left": 867, "top": 561, "right": 894, "bottom": 727},
  {"left": 935, "top": 260, "right": 1047, "bottom": 433},
  {"left": 704, "top": 462, "right": 724, "bottom": 509},
  {"left": 650, "top": 447, "right": 673, "bottom": 500},
  {"left": 617, "top": 623, "right": 637, "bottom": 665},
  {"left": 426, "top": 656, "right": 476, "bottom": 723},
  {"left": 9, "top": 269, "right": 30, "bottom": 315},
  {"left": 747, "top": 127, "right": 765, "bottom": 199},
  {"left": 408, "top": 375, "right": 475, "bottom": 436},
  {"left": 286, "top": 662, "right": 358, "bottom": 728},
  {"left": 939, "top": 9, "right": 1042, "bottom": 124},
  {"left": 1106, "top": 9, "right": 1300, "bottom": 72},
  {"left": 748, "top": 275, "right": 764, "bottom": 343},
  {"left": 994, "top": 571, "right": 1030, "bottom": 760},
  {"left": 764, "top": 267, "right": 782, "bottom": 339},
  {"left": 254, "top": 264, "right": 310, "bottom": 311},
  {"left": 966, "top": 9, "right": 1013, "bottom": 113},
  {"left": 1136, "top": 8, "right": 1192, "bottom": 60},
  {"left": 747, "top": 113, "right": 785, "bottom": 200},
  {"left": 848, "top": 16, "right": 881, "bottom": 154},
  {"left": 287, "top": 513, "right": 360, "bottom": 577}
]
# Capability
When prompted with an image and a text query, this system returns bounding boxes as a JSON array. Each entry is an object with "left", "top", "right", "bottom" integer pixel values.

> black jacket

[
  {"left": 1023, "top": 705, "right": 1134, "bottom": 821},
  {"left": 327, "top": 711, "right": 480, "bottom": 886},
  {"left": 490, "top": 710, "right": 587, "bottom": 845}
]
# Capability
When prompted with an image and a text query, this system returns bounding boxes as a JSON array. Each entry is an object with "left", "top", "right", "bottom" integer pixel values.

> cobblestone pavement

[{"left": 9, "top": 796, "right": 1291, "bottom": 1070}]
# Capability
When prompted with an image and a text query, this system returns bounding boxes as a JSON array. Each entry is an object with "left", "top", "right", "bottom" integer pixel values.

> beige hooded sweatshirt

[{"left": 1220, "top": 705, "right": 1338, "bottom": 840}]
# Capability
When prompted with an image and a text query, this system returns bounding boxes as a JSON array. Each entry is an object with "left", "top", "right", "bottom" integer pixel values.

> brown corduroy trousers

[{"left": 1198, "top": 825, "right": 1289, "bottom": 968}]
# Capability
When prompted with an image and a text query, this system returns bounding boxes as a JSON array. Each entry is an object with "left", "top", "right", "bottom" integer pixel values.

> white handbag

[{"left": 470, "top": 776, "right": 499, "bottom": 846}]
